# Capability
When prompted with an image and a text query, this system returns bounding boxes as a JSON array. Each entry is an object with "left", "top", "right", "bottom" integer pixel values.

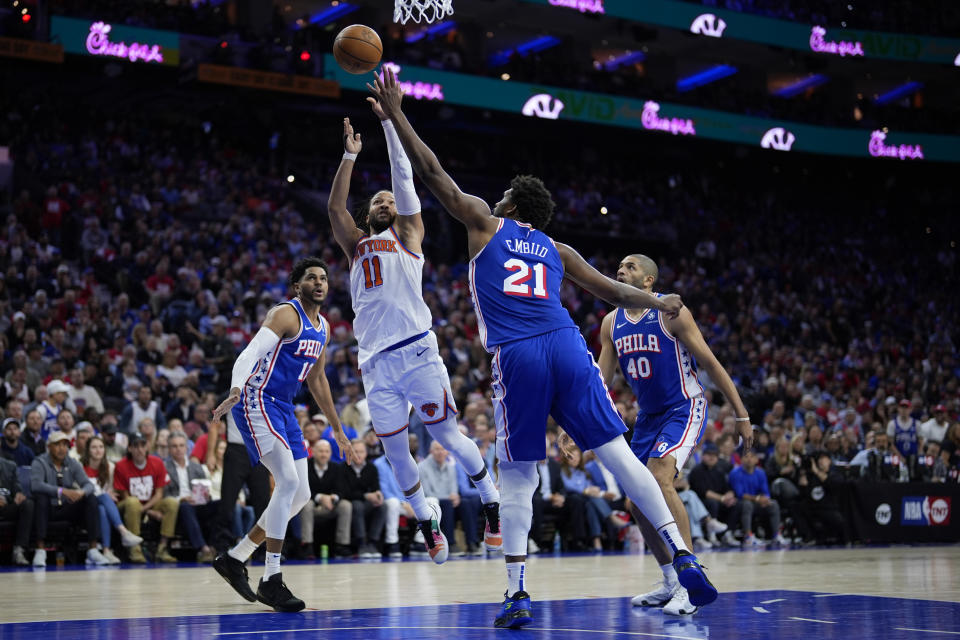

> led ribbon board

[{"left": 51, "top": 16, "right": 180, "bottom": 66}]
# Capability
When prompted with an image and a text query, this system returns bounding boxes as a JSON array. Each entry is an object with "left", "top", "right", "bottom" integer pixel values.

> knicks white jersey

[{"left": 350, "top": 226, "right": 432, "bottom": 366}]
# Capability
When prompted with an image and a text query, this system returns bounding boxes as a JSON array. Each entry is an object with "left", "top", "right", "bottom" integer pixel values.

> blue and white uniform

[
  {"left": 611, "top": 303, "right": 707, "bottom": 468},
  {"left": 470, "top": 218, "right": 625, "bottom": 462},
  {"left": 888, "top": 416, "right": 919, "bottom": 458},
  {"left": 232, "top": 298, "right": 328, "bottom": 464}
]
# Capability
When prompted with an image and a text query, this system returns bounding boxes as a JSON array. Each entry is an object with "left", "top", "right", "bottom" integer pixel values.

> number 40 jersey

[{"left": 469, "top": 218, "right": 576, "bottom": 352}]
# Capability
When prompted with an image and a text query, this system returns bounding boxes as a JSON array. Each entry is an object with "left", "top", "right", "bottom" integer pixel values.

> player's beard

[{"left": 369, "top": 212, "right": 394, "bottom": 234}]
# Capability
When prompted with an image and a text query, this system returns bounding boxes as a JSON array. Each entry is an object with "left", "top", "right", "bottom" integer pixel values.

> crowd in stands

[{"left": 0, "top": 72, "right": 958, "bottom": 565}]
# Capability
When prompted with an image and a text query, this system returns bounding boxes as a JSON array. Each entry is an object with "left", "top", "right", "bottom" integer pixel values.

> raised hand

[
  {"left": 366, "top": 67, "right": 403, "bottom": 118},
  {"left": 366, "top": 96, "right": 388, "bottom": 121},
  {"left": 658, "top": 294, "right": 683, "bottom": 318},
  {"left": 343, "top": 117, "right": 362, "bottom": 154}
]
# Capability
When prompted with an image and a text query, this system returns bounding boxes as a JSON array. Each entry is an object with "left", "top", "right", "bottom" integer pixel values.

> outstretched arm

[
  {"left": 368, "top": 98, "right": 424, "bottom": 248},
  {"left": 367, "top": 69, "right": 494, "bottom": 234},
  {"left": 557, "top": 243, "right": 683, "bottom": 316},
  {"left": 327, "top": 118, "right": 367, "bottom": 261}
]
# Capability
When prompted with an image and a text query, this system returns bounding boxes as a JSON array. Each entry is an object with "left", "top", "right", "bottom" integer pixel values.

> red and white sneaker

[
  {"left": 417, "top": 503, "right": 448, "bottom": 564},
  {"left": 483, "top": 501, "right": 502, "bottom": 551}
]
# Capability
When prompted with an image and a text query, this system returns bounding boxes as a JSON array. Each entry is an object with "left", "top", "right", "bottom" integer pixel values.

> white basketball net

[{"left": 394, "top": 0, "right": 454, "bottom": 24}]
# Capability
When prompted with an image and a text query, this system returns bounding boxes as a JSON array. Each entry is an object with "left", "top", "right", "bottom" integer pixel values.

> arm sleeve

[
  {"left": 382, "top": 119, "right": 421, "bottom": 216},
  {"left": 230, "top": 326, "right": 282, "bottom": 390}
]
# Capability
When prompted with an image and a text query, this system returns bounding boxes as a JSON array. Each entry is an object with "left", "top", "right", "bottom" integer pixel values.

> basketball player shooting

[
  {"left": 326, "top": 97, "right": 503, "bottom": 565},
  {"left": 367, "top": 68, "right": 718, "bottom": 629},
  {"left": 591, "top": 253, "right": 754, "bottom": 615},
  {"left": 210, "top": 258, "right": 346, "bottom": 612}
]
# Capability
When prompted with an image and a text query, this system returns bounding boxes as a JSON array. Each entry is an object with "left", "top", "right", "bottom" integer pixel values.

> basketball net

[{"left": 394, "top": 0, "right": 454, "bottom": 24}]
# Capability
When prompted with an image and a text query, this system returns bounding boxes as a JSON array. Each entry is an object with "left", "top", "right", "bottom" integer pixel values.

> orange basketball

[{"left": 333, "top": 24, "right": 383, "bottom": 74}]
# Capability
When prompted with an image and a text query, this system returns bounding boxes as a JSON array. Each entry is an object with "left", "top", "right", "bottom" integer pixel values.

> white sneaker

[
  {"left": 772, "top": 534, "right": 789, "bottom": 547},
  {"left": 119, "top": 529, "right": 143, "bottom": 548},
  {"left": 693, "top": 537, "right": 713, "bottom": 551},
  {"left": 706, "top": 518, "right": 728, "bottom": 535},
  {"left": 527, "top": 538, "right": 541, "bottom": 554},
  {"left": 721, "top": 531, "right": 739, "bottom": 547},
  {"left": 33, "top": 549, "right": 47, "bottom": 568},
  {"left": 742, "top": 533, "right": 767, "bottom": 547},
  {"left": 663, "top": 587, "right": 698, "bottom": 616},
  {"left": 86, "top": 548, "right": 110, "bottom": 566},
  {"left": 102, "top": 548, "right": 121, "bottom": 565},
  {"left": 631, "top": 580, "right": 678, "bottom": 607}
]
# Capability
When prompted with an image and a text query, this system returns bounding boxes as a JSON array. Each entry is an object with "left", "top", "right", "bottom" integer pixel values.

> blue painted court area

[{"left": 2, "top": 590, "right": 958, "bottom": 639}]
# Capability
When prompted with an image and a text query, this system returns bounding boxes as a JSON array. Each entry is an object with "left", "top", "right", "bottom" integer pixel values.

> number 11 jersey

[
  {"left": 469, "top": 218, "right": 576, "bottom": 352},
  {"left": 350, "top": 226, "right": 432, "bottom": 367}
]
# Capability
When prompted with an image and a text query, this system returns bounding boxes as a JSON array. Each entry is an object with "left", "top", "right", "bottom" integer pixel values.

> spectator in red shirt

[
  {"left": 114, "top": 432, "right": 180, "bottom": 563},
  {"left": 41, "top": 186, "right": 69, "bottom": 242},
  {"left": 145, "top": 261, "right": 175, "bottom": 314}
]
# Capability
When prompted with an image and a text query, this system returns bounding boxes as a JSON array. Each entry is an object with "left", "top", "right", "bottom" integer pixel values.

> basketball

[{"left": 333, "top": 24, "right": 383, "bottom": 74}]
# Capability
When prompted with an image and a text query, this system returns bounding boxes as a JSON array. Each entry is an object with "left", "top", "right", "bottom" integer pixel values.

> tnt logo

[
  {"left": 421, "top": 402, "right": 439, "bottom": 418},
  {"left": 761, "top": 127, "right": 796, "bottom": 151},
  {"left": 522, "top": 93, "right": 565, "bottom": 120},
  {"left": 690, "top": 13, "right": 727, "bottom": 38},
  {"left": 901, "top": 496, "right": 950, "bottom": 526}
]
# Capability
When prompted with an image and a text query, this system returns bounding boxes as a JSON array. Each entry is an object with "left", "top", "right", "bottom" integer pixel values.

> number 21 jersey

[{"left": 469, "top": 218, "right": 576, "bottom": 352}]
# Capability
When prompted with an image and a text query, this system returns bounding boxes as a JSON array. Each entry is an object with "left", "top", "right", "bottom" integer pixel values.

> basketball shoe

[
  {"left": 256, "top": 573, "right": 305, "bottom": 612},
  {"left": 631, "top": 579, "right": 678, "bottom": 607},
  {"left": 417, "top": 502, "right": 448, "bottom": 564},
  {"left": 663, "top": 587, "right": 698, "bottom": 616},
  {"left": 213, "top": 553, "right": 257, "bottom": 602},
  {"left": 483, "top": 501, "right": 502, "bottom": 551},
  {"left": 494, "top": 590, "right": 533, "bottom": 629},
  {"left": 672, "top": 550, "right": 718, "bottom": 607}
]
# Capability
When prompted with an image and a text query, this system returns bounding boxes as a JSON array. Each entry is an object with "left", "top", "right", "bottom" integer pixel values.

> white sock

[
  {"left": 228, "top": 535, "right": 260, "bottom": 562},
  {"left": 407, "top": 487, "right": 433, "bottom": 521},
  {"left": 506, "top": 561, "right": 526, "bottom": 596},
  {"left": 264, "top": 552, "right": 281, "bottom": 580},
  {"left": 657, "top": 522, "right": 690, "bottom": 554},
  {"left": 661, "top": 563, "right": 679, "bottom": 587},
  {"left": 474, "top": 472, "right": 500, "bottom": 504}
]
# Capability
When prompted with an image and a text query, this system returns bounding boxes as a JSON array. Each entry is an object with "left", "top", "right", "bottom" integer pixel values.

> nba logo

[{"left": 901, "top": 496, "right": 951, "bottom": 526}]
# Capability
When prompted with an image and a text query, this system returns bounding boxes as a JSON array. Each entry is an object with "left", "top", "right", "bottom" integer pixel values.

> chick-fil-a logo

[
  {"left": 641, "top": 101, "right": 696, "bottom": 136},
  {"left": 868, "top": 130, "right": 924, "bottom": 160},
  {"left": 809, "top": 26, "right": 864, "bottom": 57},
  {"left": 85, "top": 22, "right": 164, "bottom": 64},
  {"left": 382, "top": 62, "right": 444, "bottom": 101},
  {"left": 548, "top": 0, "right": 605, "bottom": 15}
]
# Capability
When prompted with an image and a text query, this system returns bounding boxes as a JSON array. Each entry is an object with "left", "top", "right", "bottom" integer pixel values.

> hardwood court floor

[{"left": 2, "top": 545, "right": 958, "bottom": 639}]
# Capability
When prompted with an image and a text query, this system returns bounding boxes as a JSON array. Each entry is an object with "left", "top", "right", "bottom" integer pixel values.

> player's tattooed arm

[
  {"left": 557, "top": 243, "right": 683, "bottom": 317},
  {"left": 327, "top": 117, "right": 367, "bottom": 261}
]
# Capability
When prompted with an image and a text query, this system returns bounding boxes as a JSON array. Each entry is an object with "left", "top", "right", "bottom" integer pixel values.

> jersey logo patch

[{"left": 421, "top": 403, "right": 439, "bottom": 417}]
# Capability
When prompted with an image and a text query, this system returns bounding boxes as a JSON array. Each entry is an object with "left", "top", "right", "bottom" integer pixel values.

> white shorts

[{"left": 360, "top": 330, "right": 458, "bottom": 437}]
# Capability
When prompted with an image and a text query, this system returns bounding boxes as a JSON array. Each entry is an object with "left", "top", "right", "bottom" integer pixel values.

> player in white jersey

[{"left": 326, "top": 98, "right": 501, "bottom": 562}]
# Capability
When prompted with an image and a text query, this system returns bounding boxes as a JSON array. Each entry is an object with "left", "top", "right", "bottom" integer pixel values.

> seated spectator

[
  {"left": 729, "top": 449, "right": 786, "bottom": 546},
  {"left": 887, "top": 399, "right": 919, "bottom": 460},
  {"left": 65, "top": 367, "right": 104, "bottom": 416},
  {"left": 37, "top": 380, "right": 70, "bottom": 440},
  {"left": 920, "top": 405, "right": 950, "bottom": 448},
  {"left": 300, "top": 440, "right": 352, "bottom": 558},
  {"left": 119, "top": 386, "right": 167, "bottom": 435},
  {"left": 454, "top": 452, "right": 483, "bottom": 555},
  {"left": 54, "top": 409, "right": 77, "bottom": 448},
  {"left": 155, "top": 428, "right": 171, "bottom": 460},
  {"left": 164, "top": 431, "right": 216, "bottom": 562},
  {"left": 81, "top": 435, "right": 143, "bottom": 564},
  {"left": 114, "top": 432, "right": 179, "bottom": 563},
  {"left": 849, "top": 431, "right": 902, "bottom": 481},
  {"left": 796, "top": 451, "right": 851, "bottom": 545},
  {"left": 323, "top": 422, "right": 358, "bottom": 464},
  {"left": 362, "top": 427, "right": 384, "bottom": 461},
  {"left": 344, "top": 439, "right": 385, "bottom": 558},
  {"left": 373, "top": 451, "right": 413, "bottom": 558},
  {"left": 0, "top": 455, "right": 34, "bottom": 565},
  {"left": 100, "top": 419, "right": 126, "bottom": 464},
  {"left": 688, "top": 443, "right": 739, "bottom": 546},
  {"left": 560, "top": 446, "right": 619, "bottom": 552},
  {"left": 674, "top": 472, "right": 727, "bottom": 550},
  {"left": 20, "top": 409, "right": 46, "bottom": 456},
  {"left": 531, "top": 454, "right": 581, "bottom": 553},
  {"left": 940, "top": 423, "right": 960, "bottom": 469},
  {"left": 2, "top": 417, "right": 35, "bottom": 467},
  {"left": 69, "top": 421, "right": 93, "bottom": 461},
  {"left": 207, "top": 439, "right": 255, "bottom": 541},
  {"left": 30, "top": 432, "right": 106, "bottom": 566},
  {"left": 419, "top": 440, "right": 469, "bottom": 556}
]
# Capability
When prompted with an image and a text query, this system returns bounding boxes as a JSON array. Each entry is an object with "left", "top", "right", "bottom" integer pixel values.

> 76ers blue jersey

[
  {"left": 612, "top": 302, "right": 703, "bottom": 413},
  {"left": 469, "top": 218, "right": 576, "bottom": 351},
  {"left": 244, "top": 298, "right": 328, "bottom": 403}
]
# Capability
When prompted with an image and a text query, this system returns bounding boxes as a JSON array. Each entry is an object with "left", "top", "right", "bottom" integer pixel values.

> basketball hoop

[{"left": 394, "top": 0, "right": 454, "bottom": 25}]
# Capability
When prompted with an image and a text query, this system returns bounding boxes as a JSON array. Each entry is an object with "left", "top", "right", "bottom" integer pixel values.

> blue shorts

[
  {"left": 491, "top": 327, "right": 626, "bottom": 462},
  {"left": 630, "top": 395, "right": 708, "bottom": 470},
  {"left": 232, "top": 393, "right": 308, "bottom": 465}
]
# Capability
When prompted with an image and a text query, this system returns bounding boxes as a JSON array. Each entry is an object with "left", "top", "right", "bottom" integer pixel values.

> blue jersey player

[
  {"left": 210, "top": 257, "right": 348, "bottom": 612},
  {"left": 598, "top": 254, "right": 752, "bottom": 615},
  {"left": 369, "top": 68, "right": 717, "bottom": 629}
]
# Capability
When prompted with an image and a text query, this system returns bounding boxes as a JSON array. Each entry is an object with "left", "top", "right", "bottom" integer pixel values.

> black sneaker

[
  {"left": 256, "top": 573, "right": 305, "bottom": 612},
  {"left": 213, "top": 554, "right": 257, "bottom": 602}
]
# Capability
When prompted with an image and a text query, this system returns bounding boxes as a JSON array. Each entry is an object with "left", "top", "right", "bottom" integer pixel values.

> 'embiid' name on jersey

[
  {"left": 504, "top": 238, "right": 549, "bottom": 258},
  {"left": 614, "top": 333, "right": 662, "bottom": 356}
]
